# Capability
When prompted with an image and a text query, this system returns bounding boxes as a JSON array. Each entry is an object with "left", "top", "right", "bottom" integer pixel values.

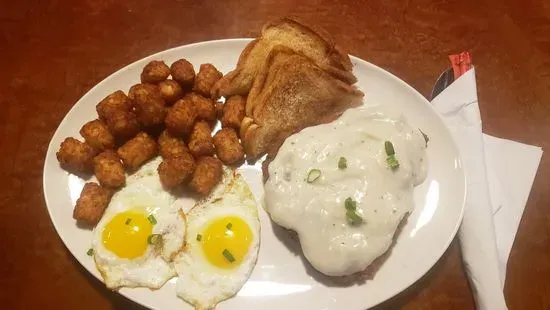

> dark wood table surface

[{"left": 1, "top": 0, "right": 548, "bottom": 309}]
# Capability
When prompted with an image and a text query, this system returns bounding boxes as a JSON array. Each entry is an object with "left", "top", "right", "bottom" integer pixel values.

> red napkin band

[{"left": 449, "top": 52, "right": 473, "bottom": 79}]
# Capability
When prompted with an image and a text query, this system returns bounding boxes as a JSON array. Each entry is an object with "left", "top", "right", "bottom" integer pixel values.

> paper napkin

[{"left": 431, "top": 68, "right": 542, "bottom": 310}]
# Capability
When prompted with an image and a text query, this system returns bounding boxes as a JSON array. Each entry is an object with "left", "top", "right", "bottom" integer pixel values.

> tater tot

[
  {"left": 117, "top": 132, "right": 157, "bottom": 170},
  {"left": 80, "top": 119, "right": 115, "bottom": 151},
  {"left": 56, "top": 137, "right": 95, "bottom": 173},
  {"left": 96, "top": 90, "right": 131, "bottom": 121},
  {"left": 170, "top": 59, "right": 195, "bottom": 88},
  {"left": 141, "top": 60, "right": 171, "bottom": 84},
  {"left": 158, "top": 79, "right": 184, "bottom": 104},
  {"left": 185, "top": 92, "right": 217, "bottom": 121},
  {"left": 134, "top": 97, "right": 166, "bottom": 127},
  {"left": 189, "top": 156, "right": 223, "bottom": 195},
  {"left": 128, "top": 83, "right": 166, "bottom": 127},
  {"left": 188, "top": 121, "right": 215, "bottom": 157},
  {"left": 73, "top": 182, "right": 113, "bottom": 225},
  {"left": 158, "top": 130, "right": 189, "bottom": 159},
  {"left": 93, "top": 150, "right": 125, "bottom": 188},
  {"left": 158, "top": 152, "right": 196, "bottom": 189},
  {"left": 193, "top": 63, "right": 223, "bottom": 97},
  {"left": 213, "top": 128, "right": 245, "bottom": 164},
  {"left": 104, "top": 110, "right": 140, "bottom": 140},
  {"left": 221, "top": 95, "right": 246, "bottom": 130},
  {"left": 129, "top": 83, "right": 162, "bottom": 103},
  {"left": 165, "top": 99, "right": 197, "bottom": 136}
]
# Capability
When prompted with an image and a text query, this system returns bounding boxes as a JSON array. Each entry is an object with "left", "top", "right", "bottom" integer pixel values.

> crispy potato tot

[
  {"left": 104, "top": 110, "right": 140, "bottom": 140},
  {"left": 56, "top": 137, "right": 95, "bottom": 173},
  {"left": 80, "top": 119, "right": 115, "bottom": 151},
  {"left": 128, "top": 83, "right": 166, "bottom": 127},
  {"left": 93, "top": 150, "right": 125, "bottom": 188},
  {"left": 221, "top": 95, "right": 246, "bottom": 130},
  {"left": 128, "top": 83, "right": 162, "bottom": 103},
  {"left": 117, "top": 132, "right": 157, "bottom": 170},
  {"left": 213, "top": 127, "right": 244, "bottom": 164},
  {"left": 189, "top": 156, "right": 222, "bottom": 195},
  {"left": 170, "top": 59, "right": 195, "bottom": 88},
  {"left": 134, "top": 97, "right": 166, "bottom": 127},
  {"left": 193, "top": 63, "right": 222, "bottom": 97},
  {"left": 96, "top": 90, "right": 132, "bottom": 121},
  {"left": 140, "top": 60, "right": 170, "bottom": 84},
  {"left": 165, "top": 99, "right": 198, "bottom": 136},
  {"left": 158, "top": 130, "right": 189, "bottom": 159},
  {"left": 185, "top": 92, "right": 217, "bottom": 122},
  {"left": 188, "top": 121, "right": 215, "bottom": 157},
  {"left": 73, "top": 182, "right": 113, "bottom": 225},
  {"left": 158, "top": 152, "right": 196, "bottom": 189},
  {"left": 158, "top": 79, "right": 184, "bottom": 104}
]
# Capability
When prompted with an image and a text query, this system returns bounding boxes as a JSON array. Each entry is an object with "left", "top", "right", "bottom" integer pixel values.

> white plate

[{"left": 43, "top": 39, "right": 465, "bottom": 310}]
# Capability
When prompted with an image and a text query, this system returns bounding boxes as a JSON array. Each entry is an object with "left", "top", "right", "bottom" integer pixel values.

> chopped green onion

[
  {"left": 344, "top": 197, "right": 363, "bottom": 225},
  {"left": 306, "top": 169, "right": 321, "bottom": 183},
  {"left": 226, "top": 222, "right": 233, "bottom": 230},
  {"left": 419, "top": 129, "right": 429, "bottom": 147},
  {"left": 387, "top": 155, "right": 400, "bottom": 170},
  {"left": 147, "top": 214, "right": 157, "bottom": 225},
  {"left": 196, "top": 234, "right": 202, "bottom": 242},
  {"left": 384, "top": 141, "right": 395, "bottom": 156},
  {"left": 125, "top": 218, "right": 132, "bottom": 225},
  {"left": 344, "top": 197, "right": 357, "bottom": 211},
  {"left": 384, "top": 141, "right": 399, "bottom": 170},
  {"left": 147, "top": 234, "right": 163, "bottom": 245},
  {"left": 87, "top": 248, "right": 94, "bottom": 256},
  {"left": 338, "top": 157, "right": 347, "bottom": 169},
  {"left": 222, "top": 249, "right": 235, "bottom": 263},
  {"left": 346, "top": 210, "right": 363, "bottom": 226}
]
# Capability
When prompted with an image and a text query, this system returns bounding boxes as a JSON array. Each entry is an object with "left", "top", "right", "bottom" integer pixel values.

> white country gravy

[{"left": 264, "top": 105, "right": 428, "bottom": 276}]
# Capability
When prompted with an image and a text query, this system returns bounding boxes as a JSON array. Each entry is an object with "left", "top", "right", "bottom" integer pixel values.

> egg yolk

[
  {"left": 200, "top": 216, "right": 252, "bottom": 269},
  {"left": 102, "top": 211, "right": 153, "bottom": 259}
]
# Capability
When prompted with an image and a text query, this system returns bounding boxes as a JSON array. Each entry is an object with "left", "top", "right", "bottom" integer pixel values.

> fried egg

[
  {"left": 173, "top": 169, "right": 260, "bottom": 309},
  {"left": 92, "top": 158, "right": 186, "bottom": 289}
]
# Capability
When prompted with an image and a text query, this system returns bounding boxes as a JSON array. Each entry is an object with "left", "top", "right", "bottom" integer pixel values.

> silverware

[{"left": 430, "top": 68, "right": 455, "bottom": 100}]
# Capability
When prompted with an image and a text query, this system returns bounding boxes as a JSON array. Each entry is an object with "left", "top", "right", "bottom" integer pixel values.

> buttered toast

[
  {"left": 240, "top": 47, "right": 363, "bottom": 160},
  {"left": 212, "top": 17, "right": 357, "bottom": 99}
]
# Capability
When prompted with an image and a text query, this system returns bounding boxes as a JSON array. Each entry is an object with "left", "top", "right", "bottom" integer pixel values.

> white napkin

[{"left": 431, "top": 68, "right": 542, "bottom": 310}]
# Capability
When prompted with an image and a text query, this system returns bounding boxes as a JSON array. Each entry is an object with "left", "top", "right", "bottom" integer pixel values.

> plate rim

[{"left": 42, "top": 38, "right": 466, "bottom": 309}]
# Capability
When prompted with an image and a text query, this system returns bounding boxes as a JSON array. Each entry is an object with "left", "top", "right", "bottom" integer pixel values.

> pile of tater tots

[{"left": 57, "top": 59, "right": 246, "bottom": 225}]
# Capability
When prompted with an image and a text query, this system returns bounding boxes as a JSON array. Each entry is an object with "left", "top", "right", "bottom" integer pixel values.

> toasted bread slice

[
  {"left": 211, "top": 17, "right": 357, "bottom": 98},
  {"left": 241, "top": 47, "right": 364, "bottom": 160}
]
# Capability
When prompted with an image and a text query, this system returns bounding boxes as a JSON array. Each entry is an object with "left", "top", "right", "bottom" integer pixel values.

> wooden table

[{"left": 1, "top": 0, "right": 548, "bottom": 309}]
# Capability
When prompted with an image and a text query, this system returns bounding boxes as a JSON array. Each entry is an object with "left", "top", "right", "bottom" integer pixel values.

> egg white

[
  {"left": 92, "top": 157, "right": 187, "bottom": 290},
  {"left": 173, "top": 170, "right": 260, "bottom": 309}
]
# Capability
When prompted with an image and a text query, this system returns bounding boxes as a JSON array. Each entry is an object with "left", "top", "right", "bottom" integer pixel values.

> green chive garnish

[
  {"left": 222, "top": 249, "right": 235, "bottom": 263},
  {"left": 147, "top": 215, "right": 157, "bottom": 225},
  {"left": 87, "top": 248, "right": 94, "bottom": 256},
  {"left": 384, "top": 141, "right": 399, "bottom": 170},
  {"left": 226, "top": 222, "right": 233, "bottom": 230},
  {"left": 307, "top": 169, "right": 321, "bottom": 183},
  {"left": 346, "top": 210, "right": 363, "bottom": 225},
  {"left": 344, "top": 197, "right": 363, "bottom": 225},
  {"left": 419, "top": 129, "right": 429, "bottom": 147},
  {"left": 338, "top": 157, "right": 347, "bottom": 169},
  {"left": 384, "top": 141, "right": 395, "bottom": 156},
  {"left": 147, "top": 234, "right": 162, "bottom": 245},
  {"left": 387, "top": 155, "right": 400, "bottom": 169},
  {"left": 345, "top": 197, "right": 357, "bottom": 211},
  {"left": 125, "top": 218, "right": 132, "bottom": 225},
  {"left": 196, "top": 234, "right": 202, "bottom": 241}
]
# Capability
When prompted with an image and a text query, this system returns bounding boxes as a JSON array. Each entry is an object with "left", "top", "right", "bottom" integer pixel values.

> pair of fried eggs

[{"left": 90, "top": 158, "right": 260, "bottom": 309}]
